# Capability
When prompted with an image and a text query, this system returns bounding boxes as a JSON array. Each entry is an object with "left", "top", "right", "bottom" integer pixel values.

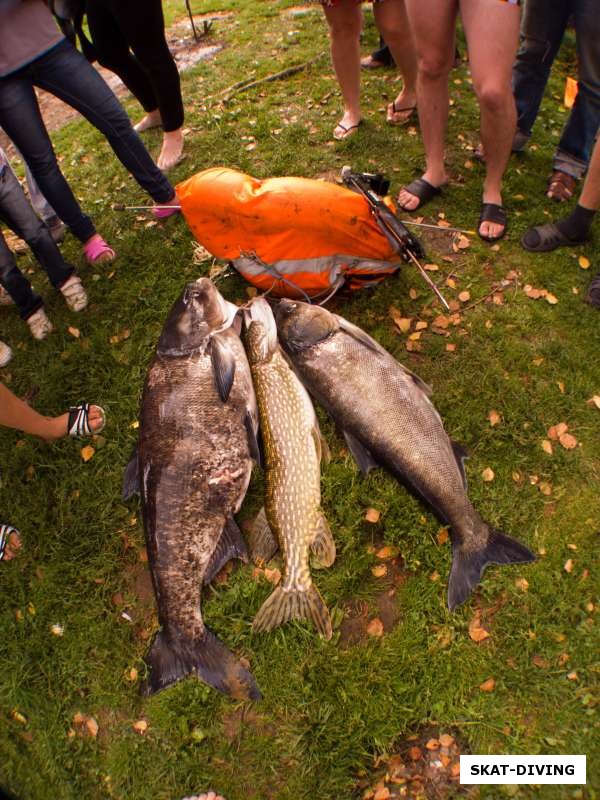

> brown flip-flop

[
  {"left": 546, "top": 170, "right": 577, "bottom": 202},
  {"left": 386, "top": 101, "right": 416, "bottom": 126},
  {"left": 333, "top": 121, "right": 362, "bottom": 141}
]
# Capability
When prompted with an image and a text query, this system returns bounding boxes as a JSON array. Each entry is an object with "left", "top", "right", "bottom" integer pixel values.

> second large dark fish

[
  {"left": 275, "top": 300, "right": 535, "bottom": 610},
  {"left": 132, "top": 278, "right": 261, "bottom": 699}
]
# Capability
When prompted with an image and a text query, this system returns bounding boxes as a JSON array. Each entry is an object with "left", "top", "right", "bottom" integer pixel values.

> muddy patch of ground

[{"left": 358, "top": 725, "right": 476, "bottom": 799}]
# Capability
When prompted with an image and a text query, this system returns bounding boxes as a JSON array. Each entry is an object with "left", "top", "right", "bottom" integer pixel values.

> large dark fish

[
  {"left": 245, "top": 298, "right": 335, "bottom": 639},
  {"left": 274, "top": 300, "right": 535, "bottom": 610},
  {"left": 132, "top": 278, "right": 261, "bottom": 699}
]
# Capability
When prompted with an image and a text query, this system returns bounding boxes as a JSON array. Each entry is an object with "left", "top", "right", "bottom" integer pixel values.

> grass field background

[{"left": 0, "top": 2, "right": 598, "bottom": 799}]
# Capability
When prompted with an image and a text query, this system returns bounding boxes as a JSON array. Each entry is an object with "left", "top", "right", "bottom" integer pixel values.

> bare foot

[
  {"left": 397, "top": 170, "right": 447, "bottom": 211},
  {"left": 157, "top": 129, "right": 185, "bottom": 171},
  {"left": 479, "top": 191, "right": 505, "bottom": 240},
  {"left": 134, "top": 109, "right": 162, "bottom": 132},
  {"left": 333, "top": 109, "right": 362, "bottom": 141},
  {"left": 386, "top": 88, "right": 417, "bottom": 125},
  {"left": 43, "top": 405, "right": 105, "bottom": 442},
  {"left": 1, "top": 529, "right": 22, "bottom": 562}
]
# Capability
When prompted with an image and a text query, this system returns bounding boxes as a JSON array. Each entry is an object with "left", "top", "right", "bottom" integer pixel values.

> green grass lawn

[{"left": 1, "top": 2, "right": 598, "bottom": 799}]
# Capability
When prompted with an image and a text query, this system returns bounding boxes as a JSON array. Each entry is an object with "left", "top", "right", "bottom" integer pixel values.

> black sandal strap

[
  {"left": 399, "top": 178, "right": 442, "bottom": 211},
  {"left": 478, "top": 203, "right": 507, "bottom": 242}
]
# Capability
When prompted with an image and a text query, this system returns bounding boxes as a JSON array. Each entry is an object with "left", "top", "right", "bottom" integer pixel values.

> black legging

[{"left": 86, "top": 0, "right": 184, "bottom": 132}]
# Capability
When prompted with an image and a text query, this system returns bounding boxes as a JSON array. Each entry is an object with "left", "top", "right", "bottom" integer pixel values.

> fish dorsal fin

[
  {"left": 244, "top": 409, "right": 262, "bottom": 467},
  {"left": 247, "top": 506, "right": 279, "bottom": 565},
  {"left": 122, "top": 443, "right": 140, "bottom": 500},
  {"left": 310, "top": 418, "right": 331, "bottom": 465},
  {"left": 334, "top": 314, "right": 432, "bottom": 395},
  {"left": 343, "top": 429, "right": 379, "bottom": 476},
  {"left": 451, "top": 440, "right": 469, "bottom": 490},
  {"left": 310, "top": 512, "right": 336, "bottom": 568},
  {"left": 204, "top": 517, "right": 249, "bottom": 585},
  {"left": 334, "top": 314, "right": 387, "bottom": 356},
  {"left": 210, "top": 334, "right": 236, "bottom": 402}
]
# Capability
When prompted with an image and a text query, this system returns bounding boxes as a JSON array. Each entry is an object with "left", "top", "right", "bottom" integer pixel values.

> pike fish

[
  {"left": 245, "top": 298, "right": 335, "bottom": 639},
  {"left": 129, "top": 278, "right": 261, "bottom": 699},
  {"left": 274, "top": 300, "right": 535, "bottom": 610}
]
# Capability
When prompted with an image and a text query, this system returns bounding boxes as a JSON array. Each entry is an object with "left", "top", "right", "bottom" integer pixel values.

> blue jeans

[
  {"left": 512, "top": 0, "right": 600, "bottom": 179},
  {"left": 0, "top": 165, "right": 74, "bottom": 319},
  {"left": 0, "top": 39, "right": 174, "bottom": 242}
]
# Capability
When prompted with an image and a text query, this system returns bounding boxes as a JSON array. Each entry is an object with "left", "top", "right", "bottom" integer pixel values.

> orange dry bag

[{"left": 176, "top": 167, "right": 401, "bottom": 298}]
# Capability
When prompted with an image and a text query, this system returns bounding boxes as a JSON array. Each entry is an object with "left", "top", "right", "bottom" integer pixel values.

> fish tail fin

[
  {"left": 141, "top": 628, "right": 261, "bottom": 700},
  {"left": 448, "top": 526, "right": 536, "bottom": 611},
  {"left": 310, "top": 513, "right": 336, "bottom": 569},
  {"left": 252, "top": 584, "right": 332, "bottom": 639},
  {"left": 204, "top": 517, "right": 249, "bottom": 585}
]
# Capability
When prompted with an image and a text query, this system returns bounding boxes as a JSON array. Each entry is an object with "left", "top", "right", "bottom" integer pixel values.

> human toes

[{"left": 397, "top": 189, "right": 419, "bottom": 211}]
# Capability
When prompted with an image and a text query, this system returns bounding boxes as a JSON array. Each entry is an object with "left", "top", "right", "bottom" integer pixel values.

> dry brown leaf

[
  {"left": 446, "top": 343, "right": 456, "bottom": 352},
  {"left": 545, "top": 293, "right": 559, "bottom": 305},
  {"left": 409, "top": 288, "right": 418, "bottom": 300},
  {"left": 446, "top": 277, "right": 457, "bottom": 289},
  {"left": 415, "top": 320, "right": 428, "bottom": 331},
  {"left": 567, "top": 671, "right": 578, "bottom": 681},
  {"left": 68, "top": 326, "right": 80, "bottom": 338},
  {"left": 542, "top": 439, "right": 553, "bottom": 455},
  {"left": 371, "top": 564, "right": 388, "bottom": 578},
  {"left": 80, "top": 445, "right": 95, "bottom": 462},
  {"left": 365, "top": 508, "right": 381, "bottom": 524},
  {"left": 482, "top": 467, "right": 495, "bottom": 482},
  {"left": 408, "top": 331, "right": 422, "bottom": 341},
  {"left": 366, "top": 618, "right": 384, "bottom": 637},
  {"left": 456, "top": 234, "right": 470, "bottom": 250},
  {"left": 479, "top": 677, "right": 495, "bottom": 692},
  {"left": 578, "top": 255, "right": 590, "bottom": 269},
  {"left": 264, "top": 567, "right": 281, "bottom": 585},
  {"left": 547, "top": 422, "right": 568, "bottom": 440},
  {"left": 515, "top": 577, "right": 529, "bottom": 592},
  {"left": 488, "top": 409, "right": 501, "bottom": 426},
  {"left": 439, "top": 733, "right": 455, "bottom": 747},
  {"left": 85, "top": 717, "right": 99, "bottom": 738},
  {"left": 10, "top": 709, "right": 27, "bottom": 725},
  {"left": 557, "top": 381, "right": 565, "bottom": 394},
  {"left": 437, "top": 528, "right": 449, "bottom": 545},
  {"left": 425, "top": 738, "right": 440, "bottom": 750},
  {"left": 539, "top": 481, "right": 553, "bottom": 496},
  {"left": 132, "top": 719, "right": 148, "bottom": 734},
  {"left": 458, "top": 290, "right": 471, "bottom": 302},
  {"left": 373, "top": 788, "right": 391, "bottom": 800},
  {"left": 424, "top": 263, "right": 439, "bottom": 271},
  {"left": 376, "top": 545, "right": 399, "bottom": 559},
  {"left": 586, "top": 395, "right": 600, "bottom": 409},
  {"left": 433, "top": 315, "right": 450, "bottom": 329},
  {"left": 532, "top": 655, "right": 550, "bottom": 669},
  {"left": 408, "top": 746, "right": 423, "bottom": 761},
  {"left": 469, "top": 615, "right": 490, "bottom": 643},
  {"left": 559, "top": 432, "right": 578, "bottom": 449},
  {"left": 564, "top": 558, "right": 574, "bottom": 573}
]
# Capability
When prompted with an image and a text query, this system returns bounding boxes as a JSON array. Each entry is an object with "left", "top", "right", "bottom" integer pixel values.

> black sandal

[
  {"left": 398, "top": 177, "right": 442, "bottom": 212},
  {"left": 478, "top": 203, "right": 507, "bottom": 242},
  {"left": 521, "top": 222, "right": 587, "bottom": 253}
]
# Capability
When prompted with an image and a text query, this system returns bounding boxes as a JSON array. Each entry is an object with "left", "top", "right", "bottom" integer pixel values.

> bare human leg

[
  {"left": 398, "top": 0, "right": 457, "bottom": 209},
  {"left": 373, "top": 0, "right": 418, "bottom": 123},
  {"left": 461, "top": 0, "right": 520, "bottom": 240},
  {"left": 134, "top": 109, "right": 162, "bottom": 132},
  {"left": 323, "top": 0, "right": 363, "bottom": 139}
]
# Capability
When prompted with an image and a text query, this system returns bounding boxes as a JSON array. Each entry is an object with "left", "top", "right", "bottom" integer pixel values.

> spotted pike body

[{"left": 245, "top": 299, "right": 334, "bottom": 638}]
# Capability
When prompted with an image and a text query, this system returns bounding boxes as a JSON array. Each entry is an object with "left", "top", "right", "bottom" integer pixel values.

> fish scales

[
  {"left": 275, "top": 300, "right": 535, "bottom": 611},
  {"left": 245, "top": 299, "right": 334, "bottom": 638},
  {"left": 135, "top": 279, "right": 260, "bottom": 699}
]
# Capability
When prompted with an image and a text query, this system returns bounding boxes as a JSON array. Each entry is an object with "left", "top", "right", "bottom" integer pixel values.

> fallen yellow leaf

[
  {"left": 564, "top": 559, "right": 574, "bottom": 573},
  {"left": 488, "top": 409, "right": 501, "bottom": 426},
  {"left": 80, "top": 445, "right": 95, "bottom": 462},
  {"left": 68, "top": 326, "right": 80, "bottom": 338},
  {"left": 376, "top": 545, "right": 399, "bottom": 560},
  {"left": 132, "top": 719, "right": 148, "bottom": 734},
  {"left": 365, "top": 508, "right": 381, "bottom": 524},
  {"left": 482, "top": 467, "right": 495, "bottom": 482},
  {"left": 559, "top": 432, "right": 578, "bottom": 449},
  {"left": 578, "top": 255, "right": 590, "bottom": 269},
  {"left": 458, "top": 290, "right": 471, "bottom": 302},
  {"left": 515, "top": 577, "right": 529, "bottom": 592},
  {"left": 542, "top": 439, "right": 553, "bottom": 455},
  {"left": 371, "top": 564, "right": 388, "bottom": 578},
  {"left": 479, "top": 677, "right": 495, "bottom": 692},
  {"left": 366, "top": 618, "right": 384, "bottom": 638}
]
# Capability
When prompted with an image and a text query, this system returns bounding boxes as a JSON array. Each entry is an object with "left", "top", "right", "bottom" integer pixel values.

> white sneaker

[
  {"left": 0, "top": 286, "right": 14, "bottom": 306},
  {"left": 60, "top": 275, "right": 88, "bottom": 312},
  {"left": 0, "top": 340, "right": 12, "bottom": 367},
  {"left": 26, "top": 308, "right": 53, "bottom": 340}
]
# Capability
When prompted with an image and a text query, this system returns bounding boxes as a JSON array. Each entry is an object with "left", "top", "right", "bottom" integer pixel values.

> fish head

[
  {"left": 274, "top": 299, "right": 338, "bottom": 354},
  {"left": 157, "top": 278, "right": 239, "bottom": 356},
  {"left": 244, "top": 297, "right": 278, "bottom": 365}
]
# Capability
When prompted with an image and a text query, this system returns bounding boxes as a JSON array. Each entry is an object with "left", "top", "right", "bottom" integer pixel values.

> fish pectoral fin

[
  {"left": 141, "top": 628, "right": 261, "bottom": 700},
  {"left": 252, "top": 584, "right": 332, "bottom": 640},
  {"left": 447, "top": 526, "right": 536, "bottom": 611},
  {"left": 122, "top": 443, "right": 140, "bottom": 500},
  {"left": 204, "top": 517, "right": 249, "bottom": 585},
  {"left": 342, "top": 429, "right": 379, "bottom": 476},
  {"left": 210, "top": 334, "right": 236, "bottom": 402},
  {"left": 247, "top": 507, "right": 279, "bottom": 565},
  {"left": 311, "top": 422, "right": 331, "bottom": 465},
  {"left": 310, "top": 513, "right": 336, "bottom": 569},
  {"left": 451, "top": 440, "right": 469, "bottom": 490},
  {"left": 244, "top": 409, "right": 263, "bottom": 468}
]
